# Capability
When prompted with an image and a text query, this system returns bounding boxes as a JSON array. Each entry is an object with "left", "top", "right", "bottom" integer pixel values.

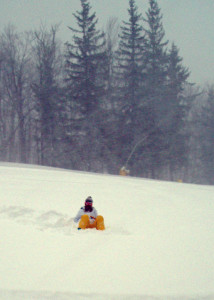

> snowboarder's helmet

[{"left": 85, "top": 196, "right": 93, "bottom": 206}]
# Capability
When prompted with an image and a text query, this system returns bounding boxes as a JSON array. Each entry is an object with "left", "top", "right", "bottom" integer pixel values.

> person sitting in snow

[{"left": 74, "top": 196, "right": 105, "bottom": 230}]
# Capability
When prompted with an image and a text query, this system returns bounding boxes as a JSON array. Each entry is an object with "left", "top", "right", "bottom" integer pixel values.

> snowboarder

[{"left": 74, "top": 196, "right": 105, "bottom": 230}]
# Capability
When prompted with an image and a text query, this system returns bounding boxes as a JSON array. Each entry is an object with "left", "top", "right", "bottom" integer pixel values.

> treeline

[{"left": 0, "top": 0, "right": 213, "bottom": 184}]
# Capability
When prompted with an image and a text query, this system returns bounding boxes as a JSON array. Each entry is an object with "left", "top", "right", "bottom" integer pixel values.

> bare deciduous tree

[
  {"left": 0, "top": 25, "right": 32, "bottom": 162},
  {"left": 32, "top": 24, "right": 63, "bottom": 166}
]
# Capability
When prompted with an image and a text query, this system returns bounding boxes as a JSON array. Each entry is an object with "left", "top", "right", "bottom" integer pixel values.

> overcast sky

[{"left": 0, "top": 0, "right": 214, "bottom": 86}]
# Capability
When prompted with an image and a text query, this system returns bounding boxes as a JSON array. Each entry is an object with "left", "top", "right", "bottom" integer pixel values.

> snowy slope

[{"left": 0, "top": 163, "right": 214, "bottom": 300}]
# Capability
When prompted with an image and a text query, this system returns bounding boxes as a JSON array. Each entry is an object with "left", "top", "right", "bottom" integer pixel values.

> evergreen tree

[
  {"left": 165, "top": 43, "right": 190, "bottom": 179},
  {"left": 105, "top": 17, "right": 120, "bottom": 106},
  {"left": 142, "top": 0, "right": 169, "bottom": 178},
  {"left": 65, "top": 0, "right": 106, "bottom": 115},
  {"left": 115, "top": 0, "right": 146, "bottom": 167},
  {"left": 200, "top": 86, "right": 214, "bottom": 184},
  {"left": 143, "top": 0, "right": 168, "bottom": 104},
  {"left": 167, "top": 43, "right": 189, "bottom": 97},
  {"left": 65, "top": 0, "right": 107, "bottom": 171}
]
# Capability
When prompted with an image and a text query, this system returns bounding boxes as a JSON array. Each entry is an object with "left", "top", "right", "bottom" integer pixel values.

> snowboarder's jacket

[{"left": 74, "top": 206, "right": 98, "bottom": 224}]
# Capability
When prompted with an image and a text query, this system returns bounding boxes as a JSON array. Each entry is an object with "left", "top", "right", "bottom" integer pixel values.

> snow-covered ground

[{"left": 0, "top": 162, "right": 213, "bottom": 300}]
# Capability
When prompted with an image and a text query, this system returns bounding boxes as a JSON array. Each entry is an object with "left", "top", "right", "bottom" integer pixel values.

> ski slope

[{"left": 0, "top": 162, "right": 214, "bottom": 300}]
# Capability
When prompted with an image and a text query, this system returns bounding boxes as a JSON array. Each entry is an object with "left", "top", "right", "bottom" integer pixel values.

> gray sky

[{"left": 0, "top": 0, "right": 214, "bottom": 86}]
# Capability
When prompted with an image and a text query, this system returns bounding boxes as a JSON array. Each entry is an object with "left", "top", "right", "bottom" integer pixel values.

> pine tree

[
  {"left": 65, "top": 0, "right": 107, "bottom": 171},
  {"left": 105, "top": 17, "right": 120, "bottom": 106},
  {"left": 141, "top": 0, "right": 169, "bottom": 178},
  {"left": 115, "top": 0, "right": 146, "bottom": 167},
  {"left": 143, "top": 0, "right": 168, "bottom": 120},
  {"left": 200, "top": 86, "right": 214, "bottom": 184},
  {"left": 167, "top": 43, "right": 189, "bottom": 97},
  {"left": 166, "top": 43, "right": 190, "bottom": 179},
  {"left": 65, "top": 0, "right": 106, "bottom": 116}
]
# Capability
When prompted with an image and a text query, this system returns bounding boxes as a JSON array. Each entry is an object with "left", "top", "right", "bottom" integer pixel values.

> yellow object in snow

[
  {"left": 119, "top": 166, "right": 129, "bottom": 176},
  {"left": 78, "top": 214, "right": 105, "bottom": 230}
]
